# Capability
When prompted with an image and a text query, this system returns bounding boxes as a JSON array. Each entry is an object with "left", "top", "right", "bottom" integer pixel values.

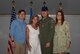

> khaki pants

[{"left": 13, "top": 43, "right": 26, "bottom": 54}]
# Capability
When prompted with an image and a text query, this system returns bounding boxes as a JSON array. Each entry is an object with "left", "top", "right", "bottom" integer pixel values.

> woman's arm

[
  {"left": 26, "top": 27, "right": 32, "bottom": 51},
  {"left": 65, "top": 21, "right": 71, "bottom": 48}
]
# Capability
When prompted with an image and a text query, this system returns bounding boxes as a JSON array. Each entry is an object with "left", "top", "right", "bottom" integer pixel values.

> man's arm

[
  {"left": 48, "top": 18, "right": 55, "bottom": 42},
  {"left": 9, "top": 21, "right": 16, "bottom": 47},
  {"left": 46, "top": 18, "right": 55, "bottom": 48}
]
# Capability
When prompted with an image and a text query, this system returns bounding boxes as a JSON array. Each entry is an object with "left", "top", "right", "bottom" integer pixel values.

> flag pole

[
  {"left": 30, "top": 0, "right": 33, "bottom": 7},
  {"left": 43, "top": 1, "right": 46, "bottom": 6},
  {"left": 56, "top": 0, "right": 63, "bottom": 11},
  {"left": 59, "top": 0, "right": 63, "bottom": 10}
]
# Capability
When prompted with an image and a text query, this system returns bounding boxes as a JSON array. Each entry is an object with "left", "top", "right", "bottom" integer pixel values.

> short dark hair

[{"left": 18, "top": 9, "right": 26, "bottom": 15}]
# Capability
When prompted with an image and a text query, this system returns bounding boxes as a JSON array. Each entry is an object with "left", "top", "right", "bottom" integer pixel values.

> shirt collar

[{"left": 17, "top": 18, "right": 24, "bottom": 22}]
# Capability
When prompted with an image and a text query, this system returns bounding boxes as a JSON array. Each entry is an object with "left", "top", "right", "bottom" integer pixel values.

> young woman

[
  {"left": 26, "top": 15, "right": 41, "bottom": 54},
  {"left": 53, "top": 10, "right": 71, "bottom": 54}
]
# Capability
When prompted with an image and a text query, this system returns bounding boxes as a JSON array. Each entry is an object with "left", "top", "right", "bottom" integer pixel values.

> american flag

[
  {"left": 10, "top": 0, "right": 16, "bottom": 29},
  {"left": 8, "top": 0, "right": 16, "bottom": 54}
]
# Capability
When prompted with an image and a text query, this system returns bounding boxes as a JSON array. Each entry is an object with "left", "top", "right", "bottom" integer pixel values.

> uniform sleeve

[
  {"left": 10, "top": 21, "right": 16, "bottom": 37},
  {"left": 65, "top": 21, "right": 71, "bottom": 42},
  {"left": 47, "top": 19, "right": 55, "bottom": 42}
]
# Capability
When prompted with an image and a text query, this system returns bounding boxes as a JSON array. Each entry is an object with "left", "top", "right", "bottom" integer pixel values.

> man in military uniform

[{"left": 39, "top": 6, "right": 55, "bottom": 54}]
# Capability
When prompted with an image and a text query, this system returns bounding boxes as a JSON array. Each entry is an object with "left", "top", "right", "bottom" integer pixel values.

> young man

[
  {"left": 10, "top": 10, "right": 27, "bottom": 54},
  {"left": 39, "top": 6, "right": 55, "bottom": 54}
]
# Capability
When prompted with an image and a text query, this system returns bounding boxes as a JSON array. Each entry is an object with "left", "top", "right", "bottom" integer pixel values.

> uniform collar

[{"left": 42, "top": 16, "right": 49, "bottom": 20}]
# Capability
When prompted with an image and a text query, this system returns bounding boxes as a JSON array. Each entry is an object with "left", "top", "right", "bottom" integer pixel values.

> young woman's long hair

[
  {"left": 29, "top": 15, "right": 39, "bottom": 27},
  {"left": 55, "top": 10, "right": 65, "bottom": 25}
]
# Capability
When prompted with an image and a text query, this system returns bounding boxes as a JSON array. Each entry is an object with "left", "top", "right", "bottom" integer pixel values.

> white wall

[{"left": 0, "top": 15, "right": 80, "bottom": 54}]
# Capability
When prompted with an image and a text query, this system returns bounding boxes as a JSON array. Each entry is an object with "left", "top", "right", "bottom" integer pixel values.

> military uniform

[{"left": 39, "top": 17, "right": 55, "bottom": 54}]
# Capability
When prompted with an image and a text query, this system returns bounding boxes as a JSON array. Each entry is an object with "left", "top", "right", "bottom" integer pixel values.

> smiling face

[
  {"left": 18, "top": 11, "right": 26, "bottom": 20},
  {"left": 56, "top": 11, "right": 64, "bottom": 25},
  {"left": 32, "top": 17, "right": 38, "bottom": 24},
  {"left": 41, "top": 11, "right": 48, "bottom": 18},
  {"left": 57, "top": 12, "right": 62, "bottom": 21},
  {"left": 30, "top": 15, "right": 39, "bottom": 25}
]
